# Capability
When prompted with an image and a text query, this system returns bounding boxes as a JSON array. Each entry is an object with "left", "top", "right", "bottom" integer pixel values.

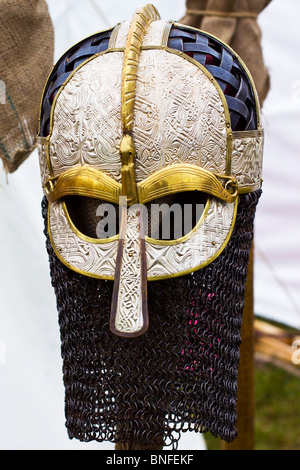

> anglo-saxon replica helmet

[{"left": 37, "top": 5, "right": 263, "bottom": 448}]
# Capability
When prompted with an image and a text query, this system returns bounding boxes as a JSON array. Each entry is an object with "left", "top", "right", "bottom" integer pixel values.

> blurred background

[{"left": 0, "top": 0, "right": 299, "bottom": 450}]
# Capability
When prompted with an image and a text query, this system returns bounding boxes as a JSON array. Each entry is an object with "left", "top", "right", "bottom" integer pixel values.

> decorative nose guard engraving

[
  {"left": 109, "top": 4, "right": 160, "bottom": 337},
  {"left": 110, "top": 202, "right": 148, "bottom": 337}
]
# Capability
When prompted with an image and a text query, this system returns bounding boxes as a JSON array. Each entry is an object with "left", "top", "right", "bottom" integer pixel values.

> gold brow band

[
  {"left": 44, "top": 164, "right": 239, "bottom": 205},
  {"left": 44, "top": 166, "right": 121, "bottom": 204},
  {"left": 138, "top": 164, "right": 238, "bottom": 204}
]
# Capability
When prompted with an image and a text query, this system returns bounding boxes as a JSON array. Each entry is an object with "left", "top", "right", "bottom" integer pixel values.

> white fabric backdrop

[{"left": 0, "top": 0, "right": 299, "bottom": 450}]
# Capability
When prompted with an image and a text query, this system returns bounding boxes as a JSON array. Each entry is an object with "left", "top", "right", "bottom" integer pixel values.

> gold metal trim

[
  {"left": 121, "top": 4, "right": 160, "bottom": 135},
  {"left": 138, "top": 164, "right": 238, "bottom": 204},
  {"left": 44, "top": 135, "right": 52, "bottom": 179},
  {"left": 44, "top": 165, "right": 121, "bottom": 204},
  {"left": 119, "top": 4, "right": 161, "bottom": 205},
  {"left": 119, "top": 134, "right": 138, "bottom": 205}
]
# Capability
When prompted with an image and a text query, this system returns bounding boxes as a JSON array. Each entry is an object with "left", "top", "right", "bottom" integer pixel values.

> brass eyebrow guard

[
  {"left": 44, "top": 165, "right": 121, "bottom": 203},
  {"left": 45, "top": 163, "right": 238, "bottom": 205},
  {"left": 44, "top": 163, "right": 239, "bottom": 205},
  {"left": 138, "top": 164, "right": 239, "bottom": 204}
]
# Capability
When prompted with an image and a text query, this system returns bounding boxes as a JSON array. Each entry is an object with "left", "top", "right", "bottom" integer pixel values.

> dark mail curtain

[{"left": 0, "top": 0, "right": 54, "bottom": 173}]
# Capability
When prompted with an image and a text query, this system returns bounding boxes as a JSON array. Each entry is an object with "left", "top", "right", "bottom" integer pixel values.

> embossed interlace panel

[{"left": 49, "top": 48, "right": 227, "bottom": 182}]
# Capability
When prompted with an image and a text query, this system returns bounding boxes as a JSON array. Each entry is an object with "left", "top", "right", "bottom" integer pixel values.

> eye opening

[
  {"left": 64, "top": 196, "right": 120, "bottom": 240},
  {"left": 64, "top": 190, "right": 208, "bottom": 242},
  {"left": 144, "top": 191, "right": 208, "bottom": 241}
]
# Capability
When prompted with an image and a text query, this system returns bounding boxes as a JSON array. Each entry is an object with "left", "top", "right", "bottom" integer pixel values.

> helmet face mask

[{"left": 38, "top": 4, "right": 263, "bottom": 444}]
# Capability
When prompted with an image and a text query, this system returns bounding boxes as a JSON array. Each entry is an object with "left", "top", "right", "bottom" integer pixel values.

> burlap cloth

[
  {"left": 0, "top": 0, "right": 54, "bottom": 173},
  {"left": 180, "top": 0, "right": 272, "bottom": 106}
]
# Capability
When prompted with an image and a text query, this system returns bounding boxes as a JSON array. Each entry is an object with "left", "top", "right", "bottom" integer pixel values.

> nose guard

[
  {"left": 109, "top": 5, "right": 160, "bottom": 337},
  {"left": 110, "top": 202, "right": 148, "bottom": 337}
]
